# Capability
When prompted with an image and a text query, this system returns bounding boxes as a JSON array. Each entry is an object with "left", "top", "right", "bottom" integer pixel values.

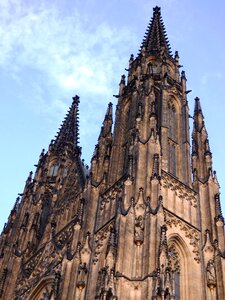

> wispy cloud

[
  {"left": 0, "top": 0, "right": 136, "bottom": 99},
  {"left": 0, "top": 0, "right": 138, "bottom": 160},
  {"left": 201, "top": 72, "right": 223, "bottom": 85}
]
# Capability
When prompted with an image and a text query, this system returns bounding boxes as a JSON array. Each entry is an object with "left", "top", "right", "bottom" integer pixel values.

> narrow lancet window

[
  {"left": 49, "top": 164, "right": 59, "bottom": 177},
  {"left": 174, "top": 271, "right": 180, "bottom": 300},
  {"left": 168, "top": 143, "right": 171, "bottom": 173},
  {"left": 169, "top": 244, "right": 181, "bottom": 300},
  {"left": 172, "top": 144, "right": 176, "bottom": 176},
  {"left": 168, "top": 104, "right": 177, "bottom": 141}
]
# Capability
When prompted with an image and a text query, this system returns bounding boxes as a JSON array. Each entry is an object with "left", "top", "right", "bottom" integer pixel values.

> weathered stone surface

[{"left": 0, "top": 6, "right": 224, "bottom": 300}]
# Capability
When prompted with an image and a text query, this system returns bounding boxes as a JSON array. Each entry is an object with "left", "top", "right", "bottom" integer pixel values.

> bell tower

[{"left": 108, "top": 6, "right": 191, "bottom": 186}]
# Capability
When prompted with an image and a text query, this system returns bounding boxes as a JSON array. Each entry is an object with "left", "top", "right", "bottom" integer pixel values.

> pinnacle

[
  {"left": 105, "top": 102, "right": 113, "bottom": 119},
  {"left": 194, "top": 97, "right": 203, "bottom": 115}
]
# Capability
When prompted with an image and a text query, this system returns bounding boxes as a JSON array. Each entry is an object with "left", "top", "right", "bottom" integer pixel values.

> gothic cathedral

[{"left": 0, "top": 6, "right": 224, "bottom": 300}]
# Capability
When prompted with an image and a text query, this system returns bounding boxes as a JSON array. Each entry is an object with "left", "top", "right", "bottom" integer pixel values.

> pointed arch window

[
  {"left": 168, "top": 100, "right": 177, "bottom": 176},
  {"left": 174, "top": 272, "right": 180, "bottom": 300},
  {"left": 168, "top": 244, "right": 180, "bottom": 300},
  {"left": 62, "top": 167, "right": 68, "bottom": 178},
  {"left": 172, "top": 144, "right": 176, "bottom": 176},
  {"left": 49, "top": 164, "right": 59, "bottom": 177},
  {"left": 168, "top": 103, "right": 177, "bottom": 141},
  {"left": 43, "top": 294, "right": 50, "bottom": 300},
  {"left": 148, "top": 63, "right": 157, "bottom": 76},
  {"left": 168, "top": 142, "right": 176, "bottom": 176}
]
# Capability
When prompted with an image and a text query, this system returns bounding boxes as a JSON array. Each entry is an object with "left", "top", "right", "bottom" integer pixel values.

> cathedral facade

[{"left": 0, "top": 6, "right": 225, "bottom": 300}]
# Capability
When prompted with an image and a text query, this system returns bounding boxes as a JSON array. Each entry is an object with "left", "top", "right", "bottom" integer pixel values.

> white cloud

[
  {"left": 0, "top": 0, "right": 138, "bottom": 162},
  {"left": 201, "top": 72, "right": 223, "bottom": 85},
  {"left": 0, "top": 0, "right": 137, "bottom": 118},
  {"left": 0, "top": 1, "right": 136, "bottom": 91}
]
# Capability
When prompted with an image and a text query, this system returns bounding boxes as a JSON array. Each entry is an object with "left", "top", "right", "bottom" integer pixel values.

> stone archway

[{"left": 27, "top": 276, "right": 55, "bottom": 300}]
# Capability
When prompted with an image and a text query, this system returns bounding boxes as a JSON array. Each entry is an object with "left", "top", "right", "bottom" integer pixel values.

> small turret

[
  {"left": 91, "top": 102, "right": 113, "bottom": 185},
  {"left": 192, "top": 97, "right": 213, "bottom": 182},
  {"left": 119, "top": 75, "right": 126, "bottom": 96}
]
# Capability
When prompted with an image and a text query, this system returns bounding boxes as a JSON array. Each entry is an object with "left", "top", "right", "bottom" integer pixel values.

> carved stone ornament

[
  {"left": 15, "top": 242, "right": 63, "bottom": 299},
  {"left": 133, "top": 188, "right": 147, "bottom": 246},
  {"left": 77, "top": 263, "right": 88, "bottom": 291},
  {"left": 93, "top": 223, "right": 114, "bottom": 265},
  {"left": 162, "top": 171, "right": 197, "bottom": 207},
  {"left": 166, "top": 212, "right": 200, "bottom": 263},
  {"left": 168, "top": 243, "right": 180, "bottom": 272},
  {"left": 134, "top": 215, "right": 144, "bottom": 246},
  {"left": 206, "top": 259, "right": 216, "bottom": 290}
]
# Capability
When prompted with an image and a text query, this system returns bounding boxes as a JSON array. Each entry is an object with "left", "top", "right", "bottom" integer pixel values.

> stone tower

[{"left": 0, "top": 6, "right": 224, "bottom": 300}]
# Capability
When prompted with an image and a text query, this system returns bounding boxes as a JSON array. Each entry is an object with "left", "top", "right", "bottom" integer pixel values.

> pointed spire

[
  {"left": 140, "top": 6, "right": 172, "bottom": 58},
  {"left": 215, "top": 194, "right": 224, "bottom": 222},
  {"left": 99, "top": 102, "right": 113, "bottom": 139},
  {"left": 192, "top": 97, "right": 214, "bottom": 181},
  {"left": 194, "top": 97, "right": 203, "bottom": 116},
  {"left": 105, "top": 102, "right": 113, "bottom": 121},
  {"left": 51, "top": 95, "right": 80, "bottom": 153},
  {"left": 193, "top": 97, "right": 205, "bottom": 132}
]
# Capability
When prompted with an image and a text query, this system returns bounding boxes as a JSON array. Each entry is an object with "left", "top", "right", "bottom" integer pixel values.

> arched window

[
  {"left": 43, "top": 293, "right": 50, "bottom": 300},
  {"left": 148, "top": 63, "right": 157, "bottom": 76},
  {"left": 168, "top": 142, "right": 176, "bottom": 176},
  {"left": 168, "top": 100, "right": 178, "bottom": 176},
  {"left": 168, "top": 243, "right": 180, "bottom": 300},
  {"left": 172, "top": 144, "right": 176, "bottom": 176},
  {"left": 168, "top": 103, "right": 177, "bottom": 141},
  {"left": 49, "top": 164, "right": 59, "bottom": 177},
  {"left": 62, "top": 167, "right": 68, "bottom": 178}
]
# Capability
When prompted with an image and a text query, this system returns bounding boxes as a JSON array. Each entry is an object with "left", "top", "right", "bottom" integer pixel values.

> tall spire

[
  {"left": 51, "top": 95, "right": 80, "bottom": 153},
  {"left": 140, "top": 6, "right": 172, "bottom": 57}
]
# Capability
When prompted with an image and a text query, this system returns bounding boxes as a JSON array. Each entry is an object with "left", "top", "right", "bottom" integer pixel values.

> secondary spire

[{"left": 51, "top": 95, "right": 80, "bottom": 154}]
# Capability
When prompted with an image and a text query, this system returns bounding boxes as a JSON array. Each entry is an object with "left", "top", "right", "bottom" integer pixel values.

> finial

[
  {"left": 175, "top": 50, "right": 179, "bottom": 59},
  {"left": 120, "top": 74, "right": 126, "bottom": 84},
  {"left": 153, "top": 6, "right": 161, "bottom": 15},
  {"left": 181, "top": 70, "right": 186, "bottom": 79},
  {"left": 72, "top": 94, "right": 80, "bottom": 104},
  {"left": 12, "top": 196, "right": 20, "bottom": 213},
  {"left": 194, "top": 97, "right": 202, "bottom": 114},
  {"left": 129, "top": 54, "right": 134, "bottom": 62},
  {"left": 105, "top": 102, "right": 113, "bottom": 119},
  {"left": 26, "top": 171, "right": 33, "bottom": 184},
  {"left": 39, "top": 148, "right": 45, "bottom": 159}
]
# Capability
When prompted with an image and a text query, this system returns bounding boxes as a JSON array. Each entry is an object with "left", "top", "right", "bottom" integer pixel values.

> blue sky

[{"left": 0, "top": 0, "right": 225, "bottom": 230}]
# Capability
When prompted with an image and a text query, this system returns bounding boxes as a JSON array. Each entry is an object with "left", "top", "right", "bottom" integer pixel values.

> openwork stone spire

[
  {"left": 51, "top": 95, "right": 80, "bottom": 153},
  {"left": 140, "top": 6, "right": 172, "bottom": 57}
]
